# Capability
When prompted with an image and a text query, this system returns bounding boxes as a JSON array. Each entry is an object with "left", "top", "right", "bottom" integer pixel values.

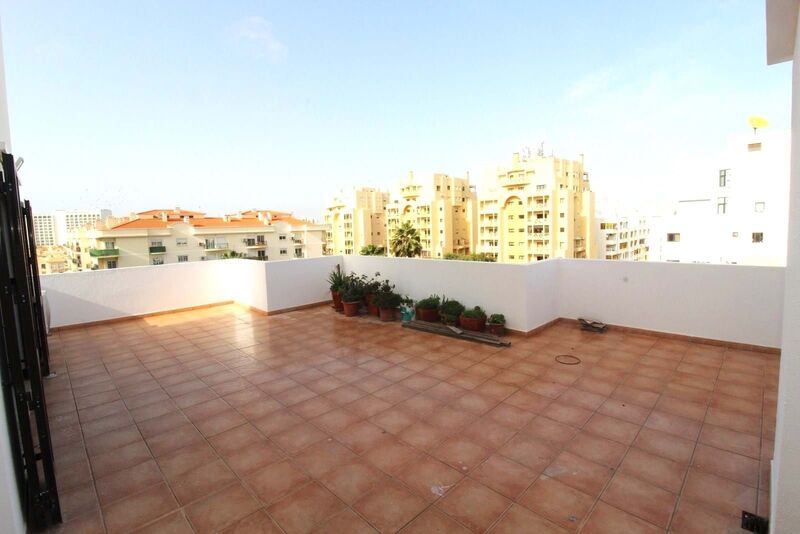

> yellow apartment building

[
  {"left": 323, "top": 188, "right": 389, "bottom": 255},
  {"left": 36, "top": 246, "right": 70, "bottom": 274},
  {"left": 385, "top": 172, "right": 477, "bottom": 258},
  {"left": 478, "top": 152, "right": 597, "bottom": 262},
  {"left": 67, "top": 208, "right": 327, "bottom": 270}
]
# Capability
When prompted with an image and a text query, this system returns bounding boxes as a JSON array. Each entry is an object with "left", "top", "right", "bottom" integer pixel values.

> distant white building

[
  {"left": 653, "top": 129, "right": 790, "bottom": 266},
  {"left": 32, "top": 214, "right": 57, "bottom": 246},
  {"left": 595, "top": 212, "right": 650, "bottom": 261}
]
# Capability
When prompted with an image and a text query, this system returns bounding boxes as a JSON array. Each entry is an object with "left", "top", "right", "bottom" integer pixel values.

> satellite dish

[{"left": 748, "top": 116, "right": 769, "bottom": 134}]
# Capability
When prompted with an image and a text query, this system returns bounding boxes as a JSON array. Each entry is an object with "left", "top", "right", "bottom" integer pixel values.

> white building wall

[{"left": 770, "top": 1, "right": 800, "bottom": 531}]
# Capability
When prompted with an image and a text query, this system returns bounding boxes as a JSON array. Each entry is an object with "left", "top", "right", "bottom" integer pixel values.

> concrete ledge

[{"left": 50, "top": 301, "right": 235, "bottom": 331}]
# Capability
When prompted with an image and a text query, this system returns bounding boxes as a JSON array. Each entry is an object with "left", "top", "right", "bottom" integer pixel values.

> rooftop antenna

[
  {"left": 537, "top": 141, "right": 545, "bottom": 157},
  {"left": 748, "top": 116, "right": 768, "bottom": 135}
]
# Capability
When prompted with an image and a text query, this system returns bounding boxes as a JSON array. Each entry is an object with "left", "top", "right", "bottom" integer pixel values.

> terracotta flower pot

[
  {"left": 379, "top": 307, "right": 395, "bottom": 322},
  {"left": 487, "top": 323, "right": 505, "bottom": 336},
  {"left": 416, "top": 307, "right": 439, "bottom": 322},
  {"left": 366, "top": 294, "right": 380, "bottom": 316},
  {"left": 342, "top": 301, "right": 360, "bottom": 317},
  {"left": 331, "top": 290, "right": 343, "bottom": 312},
  {"left": 459, "top": 314, "right": 485, "bottom": 332}
]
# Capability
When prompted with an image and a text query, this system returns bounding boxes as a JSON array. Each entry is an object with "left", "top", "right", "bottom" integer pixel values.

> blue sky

[{"left": 0, "top": 0, "right": 791, "bottom": 219}]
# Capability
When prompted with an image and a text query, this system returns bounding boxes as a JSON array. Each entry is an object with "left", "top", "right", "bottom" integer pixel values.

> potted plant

[
  {"left": 415, "top": 295, "right": 441, "bottom": 322},
  {"left": 364, "top": 272, "right": 383, "bottom": 316},
  {"left": 487, "top": 314, "right": 506, "bottom": 335},
  {"left": 373, "top": 291, "right": 402, "bottom": 322},
  {"left": 327, "top": 265, "right": 346, "bottom": 312},
  {"left": 340, "top": 274, "right": 365, "bottom": 317},
  {"left": 399, "top": 296, "right": 414, "bottom": 322},
  {"left": 439, "top": 297, "right": 465, "bottom": 326},
  {"left": 460, "top": 306, "right": 486, "bottom": 332}
]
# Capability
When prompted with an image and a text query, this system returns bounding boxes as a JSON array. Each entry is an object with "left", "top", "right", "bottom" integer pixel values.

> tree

[
  {"left": 390, "top": 222, "right": 422, "bottom": 257},
  {"left": 360, "top": 244, "right": 386, "bottom": 256}
]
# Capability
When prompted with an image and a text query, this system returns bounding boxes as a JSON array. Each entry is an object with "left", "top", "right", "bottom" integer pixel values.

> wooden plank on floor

[{"left": 402, "top": 320, "right": 511, "bottom": 347}]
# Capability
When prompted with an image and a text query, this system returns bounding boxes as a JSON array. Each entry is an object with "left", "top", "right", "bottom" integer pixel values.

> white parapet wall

[
  {"left": 41, "top": 256, "right": 785, "bottom": 348},
  {"left": 557, "top": 259, "right": 785, "bottom": 348}
]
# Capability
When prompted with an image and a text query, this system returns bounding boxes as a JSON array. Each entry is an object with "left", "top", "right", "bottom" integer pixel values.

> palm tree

[
  {"left": 360, "top": 244, "right": 386, "bottom": 256},
  {"left": 390, "top": 222, "right": 422, "bottom": 257}
]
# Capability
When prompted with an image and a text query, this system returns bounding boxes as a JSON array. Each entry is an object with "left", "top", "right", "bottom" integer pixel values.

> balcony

[
  {"left": 244, "top": 238, "right": 266, "bottom": 248},
  {"left": 149, "top": 245, "right": 166, "bottom": 254},
  {"left": 89, "top": 247, "right": 119, "bottom": 257},
  {"left": 35, "top": 256, "right": 784, "bottom": 533}
]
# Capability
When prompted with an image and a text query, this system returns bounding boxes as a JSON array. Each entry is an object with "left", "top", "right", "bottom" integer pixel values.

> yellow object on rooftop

[{"left": 748, "top": 115, "right": 769, "bottom": 131}]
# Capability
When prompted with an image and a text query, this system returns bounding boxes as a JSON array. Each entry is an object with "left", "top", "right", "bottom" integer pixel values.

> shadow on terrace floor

[{"left": 44, "top": 303, "right": 777, "bottom": 533}]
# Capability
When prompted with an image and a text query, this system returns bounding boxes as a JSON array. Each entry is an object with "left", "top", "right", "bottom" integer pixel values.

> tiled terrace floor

[{"left": 44, "top": 304, "right": 778, "bottom": 533}]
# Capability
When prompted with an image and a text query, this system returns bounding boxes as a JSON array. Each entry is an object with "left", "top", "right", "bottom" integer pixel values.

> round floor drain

[{"left": 555, "top": 354, "right": 582, "bottom": 365}]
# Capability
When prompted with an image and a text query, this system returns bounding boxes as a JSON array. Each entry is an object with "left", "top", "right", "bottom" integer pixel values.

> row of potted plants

[
  {"left": 414, "top": 294, "right": 506, "bottom": 335},
  {"left": 327, "top": 266, "right": 507, "bottom": 334}
]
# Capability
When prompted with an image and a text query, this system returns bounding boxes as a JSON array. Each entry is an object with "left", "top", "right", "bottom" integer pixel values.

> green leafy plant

[
  {"left": 360, "top": 244, "right": 386, "bottom": 256},
  {"left": 390, "top": 222, "right": 422, "bottom": 257},
  {"left": 327, "top": 265, "right": 346, "bottom": 291},
  {"left": 443, "top": 253, "right": 496, "bottom": 262},
  {"left": 341, "top": 285, "right": 364, "bottom": 303},
  {"left": 415, "top": 295, "right": 441, "bottom": 309},
  {"left": 373, "top": 291, "right": 402, "bottom": 309},
  {"left": 488, "top": 313, "right": 506, "bottom": 324},
  {"left": 439, "top": 297, "right": 465, "bottom": 324},
  {"left": 462, "top": 306, "right": 486, "bottom": 319},
  {"left": 364, "top": 272, "right": 383, "bottom": 294}
]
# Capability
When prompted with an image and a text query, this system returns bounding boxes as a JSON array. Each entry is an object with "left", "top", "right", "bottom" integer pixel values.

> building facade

[
  {"left": 385, "top": 172, "right": 477, "bottom": 258},
  {"left": 477, "top": 152, "right": 596, "bottom": 263},
  {"left": 323, "top": 188, "right": 389, "bottom": 255},
  {"left": 653, "top": 129, "right": 790, "bottom": 266},
  {"left": 35, "top": 245, "right": 69, "bottom": 274},
  {"left": 32, "top": 208, "right": 112, "bottom": 246},
  {"left": 596, "top": 214, "right": 649, "bottom": 261},
  {"left": 67, "top": 208, "right": 326, "bottom": 270},
  {"left": 32, "top": 214, "right": 56, "bottom": 246}
]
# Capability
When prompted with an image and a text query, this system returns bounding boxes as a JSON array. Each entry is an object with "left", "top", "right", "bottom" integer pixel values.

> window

[
  {"left": 755, "top": 202, "right": 765, "bottom": 213},
  {"left": 719, "top": 169, "right": 729, "bottom": 187},
  {"left": 178, "top": 255, "right": 188, "bottom": 262},
  {"left": 106, "top": 260, "right": 117, "bottom": 269},
  {"left": 748, "top": 142, "right": 762, "bottom": 152},
  {"left": 717, "top": 197, "right": 727, "bottom": 215},
  {"left": 257, "top": 250, "right": 266, "bottom": 259},
  {"left": 508, "top": 242, "right": 514, "bottom": 247},
  {"left": 280, "top": 248, "right": 287, "bottom": 255},
  {"left": 150, "top": 240, "right": 163, "bottom": 247},
  {"left": 176, "top": 237, "right": 187, "bottom": 246},
  {"left": 732, "top": 232, "right": 739, "bottom": 238},
  {"left": 560, "top": 227, "right": 565, "bottom": 232},
  {"left": 151, "top": 256, "right": 164, "bottom": 266},
  {"left": 279, "top": 235, "right": 286, "bottom": 240},
  {"left": 667, "top": 233, "right": 680, "bottom": 242},
  {"left": 752, "top": 232, "right": 764, "bottom": 243}
]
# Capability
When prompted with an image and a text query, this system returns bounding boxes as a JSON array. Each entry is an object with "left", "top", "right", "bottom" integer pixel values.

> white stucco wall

[
  {"left": 557, "top": 259, "right": 785, "bottom": 348},
  {"left": 264, "top": 256, "right": 341, "bottom": 312},
  {"left": 771, "top": 1, "right": 800, "bottom": 531}
]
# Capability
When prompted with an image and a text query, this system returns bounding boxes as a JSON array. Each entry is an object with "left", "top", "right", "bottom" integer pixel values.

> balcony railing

[
  {"left": 89, "top": 248, "right": 119, "bottom": 257},
  {"left": 149, "top": 246, "right": 166, "bottom": 254}
]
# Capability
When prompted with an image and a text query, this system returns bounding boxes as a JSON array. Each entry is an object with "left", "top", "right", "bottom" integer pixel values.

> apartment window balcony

[
  {"left": 88, "top": 247, "right": 119, "bottom": 257},
  {"left": 243, "top": 238, "right": 267, "bottom": 248},
  {"left": 201, "top": 241, "right": 228, "bottom": 251},
  {"left": 148, "top": 245, "right": 166, "bottom": 254}
]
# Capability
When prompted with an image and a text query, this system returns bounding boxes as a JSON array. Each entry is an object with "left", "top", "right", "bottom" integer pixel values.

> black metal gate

[{"left": 0, "top": 151, "right": 61, "bottom": 530}]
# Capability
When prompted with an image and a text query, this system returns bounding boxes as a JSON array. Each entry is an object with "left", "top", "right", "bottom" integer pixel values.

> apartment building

[
  {"left": 385, "top": 172, "right": 477, "bottom": 258},
  {"left": 653, "top": 128, "right": 790, "bottom": 266},
  {"left": 67, "top": 208, "right": 326, "bottom": 270},
  {"left": 478, "top": 152, "right": 596, "bottom": 263},
  {"left": 596, "top": 214, "right": 649, "bottom": 261},
  {"left": 32, "top": 208, "right": 112, "bottom": 246},
  {"left": 323, "top": 187, "right": 389, "bottom": 255},
  {"left": 32, "top": 213, "right": 56, "bottom": 245},
  {"left": 35, "top": 245, "right": 69, "bottom": 274}
]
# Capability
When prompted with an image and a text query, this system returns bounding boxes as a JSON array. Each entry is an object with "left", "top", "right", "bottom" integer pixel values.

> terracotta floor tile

[
  {"left": 268, "top": 482, "right": 346, "bottom": 534},
  {"left": 95, "top": 459, "right": 164, "bottom": 505},
  {"left": 699, "top": 424, "right": 761, "bottom": 459},
  {"left": 272, "top": 422, "right": 327, "bottom": 454},
  {"left": 400, "top": 507, "right": 470, "bottom": 533},
  {"left": 518, "top": 476, "right": 595, "bottom": 531},
  {"left": 137, "top": 411, "right": 190, "bottom": 439},
  {"left": 633, "top": 427, "right": 695, "bottom": 465},
  {"left": 489, "top": 504, "right": 567, "bottom": 534},
  {"left": 498, "top": 433, "right": 557, "bottom": 472},
  {"left": 471, "top": 454, "right": 537, "bottom": 500},
  {"left": 335, "top": 420, "right": 393, "bottom": 454},
  {"left": 221, "top": 510, "right": 283, "bottom": 534},
  {"left": 691, "top": 443, "right": 760, "bottom": 487},
  {"left": 396, "top": 454, "right": 464, "bottom": 502},
  {"left": 670, "top": 496, "right": 747, "bottom": 534},
  {"left": 597, "top": 398, "right": 650, "bottom": 425},
  {"left": 320, "top": 459, "right": 386, "bottom": 504},
  {"left": 354, "top": 479, "right": 428, "bottom": 533},
  {"left": 399, "top": 420, "right": 451, "bottom": 450},
  {"left": 90, "top": 439, "right": 152, "bottom": 478},
  {"left": 59, "top": 482, "right": 99, "bottom": 523},
  {"left": 543, "top": 451, "right": 614, "bottom": 497},
  {"left": 369, "top": 406, "right": 417, "bottom": 434},
  {"left": 705, "top": 407, "right": 761, "bottom": 437},
  {"left": 365, "top": 438, "right": 426, "bottom": 476},
  {"left": 312, "top": 508, "right": 378, "bottom": 534},
  {"left": 195, "top": 409, "right": 247, "bottom": 437},
  {"left": 207, "top": 423, "right": 264, "bottom": 455},
  {"left": 253, "top": 409, "right": 303, "bottom": 437},
  {"left": 485, "top": 403, "right": 536, "bottom": 430},
  {"left": 185, "top": 482, "right": 261, "bottom": 534},
  {"left": 170, "top": 458, "right": 238, "bottom": 505},
  {"left": 347, "top": 395, "right": 393, "bottom": 418},
  {"left": 581, "top": 501, "right": 663, "bottom": 534},
  {"left": 132, "top": 510, "right": 195, "bottom": 533},
  {"left": 427, "top": 406, "right": 476, "bottom": 432},
  {"left": 55, "top": 458, "right": 93, "bottom": 492},
  {"left": 523, "top": 416, "right": 579, "bottom": 448},
  {"left": 462, "top": 417, "right": 517, "bottom": 450},
  {"left": 293, "top": 438, "right": 357, "bottom": 478},
  {"left": 146, "top": 424, "right": 205, "bottom": 457},
  {"left": 565, "top": 431, "right": 628, "bottom": 468},
  {"left": 644, "top": 410, "right": 702, "bottom": 441},
  {"left": 655, "top": 395, "right": 708, "bottom": 422},
  {"left": 103, "top": 481, "right": 178, "bottom": 534},
  {"left": 682, "top": 468, "right": 757, "bottom": 517},
  {"left": 244, "top": 459, "right": 310, "bottom": 505},
  {"left": 620, "top": 447, "right": 687, "bottom": 493},
  {"left": 584, "top": 413, "right": 641, "bottom": 445},
  {"left": 601, "top": 472, "right": 677, "bottom": 528},
  {"left": 433, "top": 436, "right": 490, "bottom": 473},
  {"left": 505, "top": 390, "right": 552, "bottom": 413},
  {"left": 157, "top": 441, "right": 218, "bottom": 481},
  {"left": 437, "top": 478, "right": 511, "bottom": 532}
]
